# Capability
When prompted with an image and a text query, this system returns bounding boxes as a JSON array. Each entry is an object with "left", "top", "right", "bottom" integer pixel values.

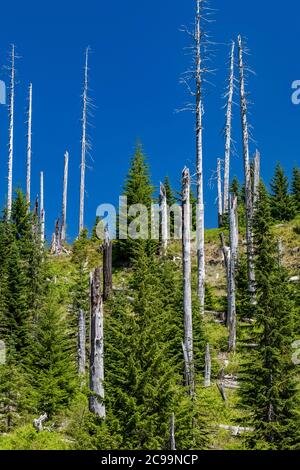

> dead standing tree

[
  {"left": 180, "top": 0, "right": 213, "bottom": 310},
  {"left": 223, "top": 41, "right": 235, "bottom": 216},
  {"left": 40, "top": 171, "right": 45, "bottom": 244},
  {"left": 26, "top": 83, "right": 33, "bottom": 208},
  {"left": 228, "top": 195, "right": 238, "bottom": 352},
  {"left": 7, "top": 45, "right": 16, "bottom": 220},
  {"left": 182, "top": 168, "right": 194, "bottom": 396},
  {"left": 89, "top": 268, "right": 106, "bottom": 419},
  {"left": 253, "top": 149, "right": 260, "bottom": 208},
  {"left": 79, "top": 47, "right": 91, "bottom": 235},
  {"left": 160, "top": 182, "right": 168, "bottom": 256},
  {"left": 238, "top": 35, "right": 255, "bottom": 301},
  {"left": 102, "top": 227, "right": 113, "bottom": 301},
  {"left": 61, "top": 151, "right": 69, "bottom": 243},
  {"left": 217, "top": 158, "right": 223, "bottom": 227},
  {"left": 204, "top": 343, "right": 211, "bottom": 387}
]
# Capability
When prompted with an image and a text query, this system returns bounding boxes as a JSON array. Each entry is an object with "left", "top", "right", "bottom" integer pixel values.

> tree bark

[
  {"left": 103, "top": 228, "right": 113, "bottom": 301},
  {"left": 26, "top": 83, "right": 32, "bottom": 209},
  {"left": 195, "top": 0, "right": 205, "bottom": 309},
  {"left": 170, "top": 413, "right": 176, "bottom": 450},
  {"left": 61, "top": 151, "right": 69, "bottom": 242},
  {"left": 204, "top": 343, "right": 211, "bottom": 387},
  {"left": 89, "top": 268, "right": 106, "bottom": 419},
  {"left": 79, "top": 47, "right": 89, "bottom": 235},
  {"left": 160, "top": 182, "right": 168, "bottom": 256},
  {"left": 40, "top": 171, "right": 45, "bottom": 244},
  {"left": 228, "top": 195, "right": 238, "bottom": 352},
  {"left": 238, "top": 35, "right": 255, "bottom": 301},
  {"left": 182, "top": 168, "right": 194, "bottom": 395},
  {"left": 78, "top": 308, "right": 86, "bottom": 375},
  {"left": 223, "top": 41, "right": 235, "bottom": 215},
  {"left": 217, "top": 158, "right": 223, "bottom": 227},
  {"left": 253, "top": 149, "right": 260, "bottom": 209},
  {"left": 7, "top": 45, "right": 15, "bottom": 220}
]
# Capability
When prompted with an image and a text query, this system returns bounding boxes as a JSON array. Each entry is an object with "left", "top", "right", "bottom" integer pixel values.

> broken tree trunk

[
  {"left": 253, "top": 149, "right": 260, "bottom": 209},
  {"left": 182, "top": 167, "right": 194, "bottom": 395},
  {"left": 195, "top": 0, "right": 205, "bottom": 310},
  {"left": 160, "top": 182, "right": 168, "bottom": 256},
  {"left": 217, "top": 158, "right": 223, "bottom": 227},
  {"left": 40, "top": 171, "right": 45, "bottom": 244},
  {"left": 228, "top": 195, "right": 238, "bottom": 352},
  {"left": 78, "top": 308, "right": 86, "bottom": 376},
  {"left": 103, "top": 228, "right": 113, "bottom": 301},
  {"left": 26, "top": 83, "right": 32, "bottom": 209},
  {"left": 89, "top": 268, "right": 106, "bottom": 419},
  {"left": 61, "top": 151, "right": 69, "bottom": 242},
  {"left": 7, "top": 45, "right": 15, "bottom": 220},
  {"left": 79, "top": 47, "right": 89, "bottom": 235},
  {"left": 204, "top": 343, "right": 211, "bottom": 387},
  {"left": 50, "top": 219, "right": 61, "bottom": 255},
  {"left": 170, "top": 413, "right": 176, "bottom": 451},
  {"left": 238, "top": 35, "right": 255, "bottom": 301},
  {"left": 223, "top": 41, "right": 235, "bottom": 215},
  {"left": 33, "top": 413, "right": 48, "bottom": 433},
  {"left": 220, "top": 231, "right": 231, "bottom": 326}
]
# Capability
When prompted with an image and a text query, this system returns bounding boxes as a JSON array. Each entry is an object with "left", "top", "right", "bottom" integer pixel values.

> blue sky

[{"left": 0, "top": 0, "right": 299, "bottom": 241}]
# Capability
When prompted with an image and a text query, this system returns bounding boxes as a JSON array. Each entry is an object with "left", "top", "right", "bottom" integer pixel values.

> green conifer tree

[
  {"left": 292, "top": 167, "right": 300, "bottom": 212},
  {"left": 270, "top": 164, "right": 296, "bottom": 222},
  {"left": 240, "top": 182, "right": 300, "bottom": 449}
]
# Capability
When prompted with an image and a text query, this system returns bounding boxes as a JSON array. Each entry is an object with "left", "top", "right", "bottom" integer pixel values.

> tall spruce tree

[
  {"left": 270, "top": 164, "right": 296, "bottom": 222},
  {"left": 240, "top": 181, "right": 300, "bottom": 449}
]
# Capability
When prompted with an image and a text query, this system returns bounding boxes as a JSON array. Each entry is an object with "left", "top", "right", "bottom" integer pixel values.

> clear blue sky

[{"left": 0, "top": 0, "right": 299, "bottom": 241}]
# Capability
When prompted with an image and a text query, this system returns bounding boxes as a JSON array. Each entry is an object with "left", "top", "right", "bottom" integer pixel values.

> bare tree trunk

[
  {"left": 223, "top": 41, "right": 235, "bottom": 215},
  {"left": 238, "top": 35, "right": 255, "bottom": 300},
  {"left": 170, "top": 413, "right": 176, "bottom": 450},
  {"left": 204, "top": 343, "right": 211, "bottom": 387},
  {"left": 78, "top": 309, "right": 86, "bottom": 375},
  {"left": 7, "top": 45, "right": 15, "bottom": 220},
  {"left": 160, "top": 182, "right": 168, "bottom": 256},
  {"left": 103, "top": 228, "right": 113, "bottom": 301},
  {"left": 79, "top": 48, "right": 89, "bottom": 235},
  {"left": 195, "top": 0, "right": 205, "bottom": 309},
  {"left": 89, "top": 268, "right": 106, "bottom": 419},
  {"left": 220, "top": 231, "right": 230, "bottom": 326},
  {"left": 228, "top": 195, "right": 238, "bottom": 352},
  {"left": 182, "top": 168, "right": 194, "bottom": 395},
  {"left": 253, "top": 149, "right": 260, "bottom": 208},
  {"left": 61, "top": 151, "right": 69, "bottom": 242},
  {"left": 40, "top": 171, "right": 45, "bottom": 244},
  {"left": 26, "top": 83, "right": 32, "bottom": 209},
  {"left": 217, "top": 158, "right": 223, "bottom": 227}
]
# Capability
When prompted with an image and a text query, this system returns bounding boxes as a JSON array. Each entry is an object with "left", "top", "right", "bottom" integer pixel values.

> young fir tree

[
  {"left": 0, "top": 191, "right": 44, "bottom": 430},
  {"left": 292, "top": 167, "right": 300, "bottom": 212},
  {"left": 240, "top": 181, "right": 300, "bottom": 449},
  {"left": 105, "top": 244, "right": 208, "bottom": 449},
  {"left": 270, "top": 164, "right": 296, "bottom": 222},
  {"left": 117, "top": 143, "right": 155, "bottom": 262},
  {"left": 27, "top": 288, "right": 76, "bottom": 417}
]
